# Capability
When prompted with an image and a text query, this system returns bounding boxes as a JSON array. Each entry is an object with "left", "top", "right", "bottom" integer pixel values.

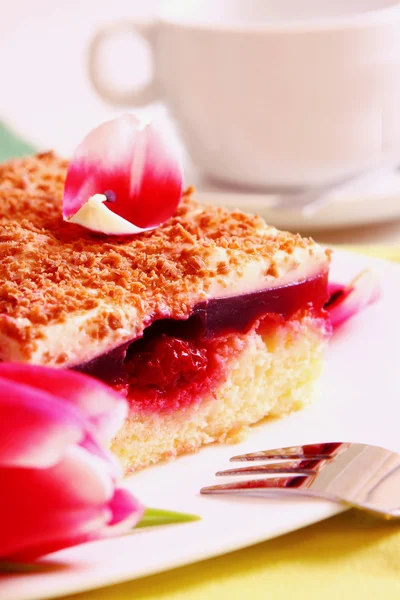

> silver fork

[{"left": 200, "top": 443, "right": 400, "bottom": 519}]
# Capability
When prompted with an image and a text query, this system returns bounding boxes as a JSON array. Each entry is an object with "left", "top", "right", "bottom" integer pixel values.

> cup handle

[{"left": 88, "top": 20, "right": 159, "bottom": 107}]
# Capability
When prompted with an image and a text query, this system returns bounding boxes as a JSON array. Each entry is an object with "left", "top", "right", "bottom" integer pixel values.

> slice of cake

[{"left": 0, "top": 152, "right": 331, "bottom": 471}]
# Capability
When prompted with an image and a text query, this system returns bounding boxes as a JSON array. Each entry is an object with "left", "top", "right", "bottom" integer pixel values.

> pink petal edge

[
  {"left": 106, "top": 487, "right": 144, "bottom": 531},
  {"left": 327, "top": 270, "right": 381, "bottom": 329}
]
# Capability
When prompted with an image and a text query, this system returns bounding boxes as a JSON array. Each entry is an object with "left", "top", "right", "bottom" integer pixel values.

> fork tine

[
  {"left": 201, "top": 475, "right": 309, "bottom": 495},
  {"left": 230, "top": 442, "right": 345, "bottom": 462},
  {"left": 216, "top": 459, "right": 322, "bottom": 477}
]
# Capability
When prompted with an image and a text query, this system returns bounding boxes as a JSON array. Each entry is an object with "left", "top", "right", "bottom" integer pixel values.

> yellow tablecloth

[{"left": 63, "top": 246, "right": 400, "bottom": 600}]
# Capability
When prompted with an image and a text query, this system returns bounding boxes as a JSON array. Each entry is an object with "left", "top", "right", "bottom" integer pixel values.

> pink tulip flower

[{"left": 0, "top": 363, "right": 143, "bottom": 561}]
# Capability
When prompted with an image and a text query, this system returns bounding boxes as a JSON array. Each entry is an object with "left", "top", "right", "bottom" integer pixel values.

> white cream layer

[{"left": 1, "top": 235, "right": 328, "bottom": 368}]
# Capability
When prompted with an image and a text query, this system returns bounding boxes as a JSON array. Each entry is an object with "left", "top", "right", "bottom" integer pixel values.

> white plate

[
  {"left": 190, "top": 167, "right": 400, "bottom": 231},
  {"left": 2, "top": 250, "right": 400, "bottom": 600}
]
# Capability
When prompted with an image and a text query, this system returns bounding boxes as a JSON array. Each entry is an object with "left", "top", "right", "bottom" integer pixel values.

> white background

[
  {"left": 0, "top": 0, "right": 399, "bottom": 244},
  {"left": 0, "top": 0, "right": 159, "bottom": 153}
]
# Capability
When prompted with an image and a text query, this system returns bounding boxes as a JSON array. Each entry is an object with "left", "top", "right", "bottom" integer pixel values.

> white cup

[{"left": 89, "top": 0, "right": 400, "bottom": 189}]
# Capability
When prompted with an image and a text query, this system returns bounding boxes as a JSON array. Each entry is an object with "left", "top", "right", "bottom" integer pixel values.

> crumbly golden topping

[{"left": 0, "top": 153, "right": 329, "bottom": 364}]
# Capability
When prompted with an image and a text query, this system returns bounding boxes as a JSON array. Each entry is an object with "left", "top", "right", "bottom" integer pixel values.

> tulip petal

[
  {"left": 2, "top": 510, "right": 109, "bottom": 562},
  {"left": 63, "top": 115, "right": 183, "bottom": 235},
  {"left": 0, "top": 363, "right": 127, "bottom": 443},
  {"left": 80, "top": 433, "right": 122, "bottom": 481},
  {"left": 106, "top": 487, "right": 144, "bottom": 531},
  {"left": 0, "top": 445, "right": 140, "bottom": 560},
  {"left": 327, "top": 270, "right": 381, "bottom": 329},
  {"left": 0, "top": 376, "right": 87, "bottom": 468}
]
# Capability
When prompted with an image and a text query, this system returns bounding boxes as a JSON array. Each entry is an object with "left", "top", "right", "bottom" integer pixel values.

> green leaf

[
  {"left": 136, "top": 507, "right": 201, "bottom": 529},
  {"left": 0, "top": 122, "right": 37, "bottom": 161}
]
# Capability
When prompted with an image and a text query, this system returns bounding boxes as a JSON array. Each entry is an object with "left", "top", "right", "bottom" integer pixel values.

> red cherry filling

[
  {"left": 74, "top": 271, "right": 330, "bottom": 413},
  {"left": 126, "top": 336, "right": 208, "bottom": 390},
  {"left": 114, "top": 333, "right": 244, "bottom": 412}
]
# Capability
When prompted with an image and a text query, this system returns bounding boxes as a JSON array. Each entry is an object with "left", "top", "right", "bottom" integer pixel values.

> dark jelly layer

[{"left": 192, "top": 272, "right": 329, "bottom": 338}]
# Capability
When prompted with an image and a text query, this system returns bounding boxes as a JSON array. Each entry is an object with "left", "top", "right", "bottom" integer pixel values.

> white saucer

[{"left": 187, "top": 166, "right": 400, "bottom": 231}]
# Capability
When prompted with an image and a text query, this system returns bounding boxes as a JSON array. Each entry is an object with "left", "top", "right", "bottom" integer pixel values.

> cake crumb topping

[{"left": 0, "top": 153, "right": 329, "bottom": 364}]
